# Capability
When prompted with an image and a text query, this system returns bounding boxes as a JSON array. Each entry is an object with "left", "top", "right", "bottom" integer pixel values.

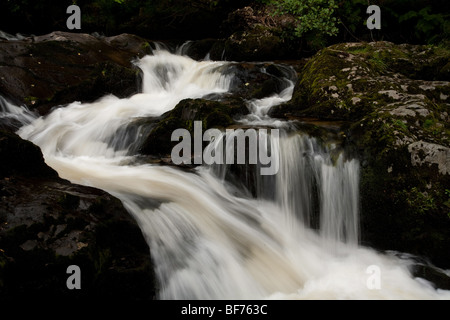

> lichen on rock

[{"left": 269, "top": 41, "right": 450, "bottom": 267}]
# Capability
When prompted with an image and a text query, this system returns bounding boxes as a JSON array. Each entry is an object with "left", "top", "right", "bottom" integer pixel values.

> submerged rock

[{"left": 0, "top": 131, "right": 155, "bottom": 300}]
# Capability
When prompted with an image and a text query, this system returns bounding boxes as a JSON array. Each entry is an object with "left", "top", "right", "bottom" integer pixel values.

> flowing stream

[{"left": 5, "top": 46, "right": 450, "bottom": 299}]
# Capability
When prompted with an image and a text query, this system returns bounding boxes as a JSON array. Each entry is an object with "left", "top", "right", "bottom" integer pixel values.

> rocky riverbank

[
  {"left": 270, "top": 41, "right": 450, "bottom": 268},
  {"left": 0, "top": 130, "right": 155, "bottom": 300},
  {"left": 1, "top": 28, "right": 449, "bottom": 297}
]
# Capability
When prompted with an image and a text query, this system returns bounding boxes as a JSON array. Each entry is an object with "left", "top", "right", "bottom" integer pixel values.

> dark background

[{"left": 0, "top": 0, "right": 448, "bottom": 46}]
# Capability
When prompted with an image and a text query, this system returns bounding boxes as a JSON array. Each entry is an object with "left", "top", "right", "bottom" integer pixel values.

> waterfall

[
  {"left": 272, "top": 134, "right": 360, "bottom": 246},
  {"left": 6, "top": 46, "right": 450, "bottom": 299},
  {"left": 0, "top": 95, "right": 36, "bottom": 129}
]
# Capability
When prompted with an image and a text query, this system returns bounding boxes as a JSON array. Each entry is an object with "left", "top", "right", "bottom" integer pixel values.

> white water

[{"left": 7, "top": 46, "right": 450, "bottom": 299}]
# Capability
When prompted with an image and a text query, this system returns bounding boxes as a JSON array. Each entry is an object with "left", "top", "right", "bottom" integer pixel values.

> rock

[
  {"left": 0, "top": 131, "right": 155, "bottom": 300},
  {"left": 138, "top": 97, "right": 249, "bottom": 159},
  {"left": 0, "top": 130, "right": 57, "bottom": 178},
  {"left": 270, "top": 41, "right": 450, "bottom": 268},
  {"left": 408, "top": 141, "right": 450, "bottom": 175},
  {"left": 0, "top": 31, "right": 152, "bottom": 115},
  {"left": 136, "top": 60, "right": 297, "bottom": 161},
  {"left": 271, "top": 42, "right": 450, "bottom": 120},
  {"left": 225, "top": 62, "right": 296, "bottom": 100},
  {"left": 218, "top": 6, "right": 299, "bottom": 61},
  {"left": 223, "top": 26, "right": 285, "bottom": 62}
]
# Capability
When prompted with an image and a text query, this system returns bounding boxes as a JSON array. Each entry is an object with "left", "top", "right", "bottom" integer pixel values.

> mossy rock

[
  {"left": 270, "top": 41, "right": 450, "bottom": 268},
  {"left": 272, "top": 41, "right": 450, "bottom": 122}
]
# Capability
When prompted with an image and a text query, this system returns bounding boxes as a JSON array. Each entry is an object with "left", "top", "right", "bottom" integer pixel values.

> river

[{"left": 9, "top": 45, "right": 450, "bottom": 299}]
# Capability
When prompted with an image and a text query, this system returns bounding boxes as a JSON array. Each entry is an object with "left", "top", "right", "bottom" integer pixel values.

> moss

[
  {"left": 268, "top": 40, "right": 450, "bottom": 267},
  {"left": 368, "top": 51, "right": 388, "bottom": 74},
  {"left": 23, "top": 96, "right": 39, "bottom": 103}
]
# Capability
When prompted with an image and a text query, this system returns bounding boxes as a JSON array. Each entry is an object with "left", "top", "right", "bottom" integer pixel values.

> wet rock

[
  {"left": 0, "top": 131, "right": 155, "bottom": 300},
  {"left": 225, "top": 62, "right": 295, "bottom": 100},
  {"left": 270, "top": 41, "right": 450, "bottom": 268},
  {"left": 0, "top": 130, "right": 57, "bottom": 178},
  {"left": 138, "top": 97, "right": 248, "bottom": 158},
  {"left": 136, "top": 59, "right": 297, "bottom": 161},
  {"left": 0, "top": 31, "right": 152, "bottom": 115}
]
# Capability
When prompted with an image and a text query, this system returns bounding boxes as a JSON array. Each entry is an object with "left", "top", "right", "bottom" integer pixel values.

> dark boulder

[
  {"left": 0, "top": 131, "right": 155, "bottom": 300},
  {"left": 0, "top": 31, "right": 152, "bottom": 115},
  {"left": 0, "top": 130, "right": 57, "bottom": 178},
  {"left": 225, "top": 62, "right": 294, "bottom": 100},
  {"left": 138, "top": 97, "right": 248, "bottom": 159}
]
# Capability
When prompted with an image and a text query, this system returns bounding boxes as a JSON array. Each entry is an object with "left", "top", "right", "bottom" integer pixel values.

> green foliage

[
  {"left": 1, "top": 0, "right": 448, "bottom": 46},
  {"left": 398, "top": 6, "right": 449, "bottom": 44},
  {"left": 342, "top": 0, "right": 449, "bottom": 44},
  {"left": 400, "top": 187, "right": 438, "bottom": 215},
  {"left": 335, "top": 0, "right": 367, "bottom": 33},
  {"left": 393, "top": 119, "right": 408, "bottom": 132},
  {"left": 261, "top": 0, "right": 339, "bottom": 38}
]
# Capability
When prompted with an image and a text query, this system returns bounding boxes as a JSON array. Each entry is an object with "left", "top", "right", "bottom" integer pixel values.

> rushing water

[{"left": 5, "top": 45, "right": 450, "bottom": 299}]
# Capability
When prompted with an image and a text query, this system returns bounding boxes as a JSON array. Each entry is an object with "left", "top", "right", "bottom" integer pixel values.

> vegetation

[
  {"left": 258, "top": 0, "right": 339, "bottom": 49},
  {"left": 257, "top": 0, "right": 449, "bottom": 49},
  {"left": 0, "top": 0, "right": 447, "bottom": 49}
]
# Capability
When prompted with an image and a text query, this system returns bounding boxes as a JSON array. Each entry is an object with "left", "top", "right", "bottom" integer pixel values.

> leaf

[{"left": 399, "top": 10, "right": 418, "bottom": 23}]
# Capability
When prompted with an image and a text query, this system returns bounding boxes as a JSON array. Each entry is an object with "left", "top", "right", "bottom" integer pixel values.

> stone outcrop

[
  {"left": 0, "top": 131, "right": 155, "bottom": 300},
  {"left": 0, "top": 31, "right": 152, "bottom": 115},
  {"left": 270, "top": 41, "right": 450, "bottom": 267}
]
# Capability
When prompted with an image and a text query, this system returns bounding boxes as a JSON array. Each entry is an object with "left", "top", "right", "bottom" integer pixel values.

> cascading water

[
  {"left": 5, "top": 45, "right": 450, "bottom": 299},
  {"left": 272, "top": 134, "right": 360, "bottom": 246}
]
